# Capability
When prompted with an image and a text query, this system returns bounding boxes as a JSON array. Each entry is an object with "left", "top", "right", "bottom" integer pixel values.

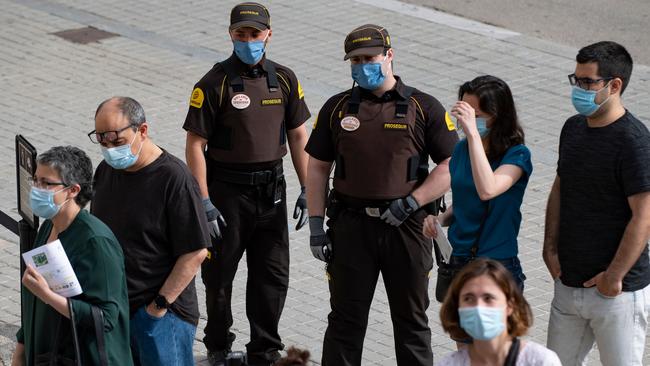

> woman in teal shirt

[
  {"left": 424, "top": 75, "right": 532, "bottom": 292},
  {"left": 12, "top": 146, "right": 132, "bottom": 366}
]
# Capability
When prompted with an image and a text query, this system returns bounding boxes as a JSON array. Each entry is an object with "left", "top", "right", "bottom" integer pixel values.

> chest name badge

[
  {"left": 384, "top": 123, "right": 408, "bottom": 130},
  {"left": 261, "top": 98, "right": 283, "bottom": 106},
  {"left": 231, "top": 94, "right": 251, "bottom": 110},
  {"left": 340, "top": 116, "right": 360, "bottom": 132}
]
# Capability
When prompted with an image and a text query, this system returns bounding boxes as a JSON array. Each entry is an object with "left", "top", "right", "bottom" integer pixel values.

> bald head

[{"left": 95, "top": 96, "right": 146, "bottom": 128}]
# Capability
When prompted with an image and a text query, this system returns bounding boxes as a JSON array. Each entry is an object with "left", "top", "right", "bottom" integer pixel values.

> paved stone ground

[{"left": 0, "top": 0, "right": 649, "bottom": 365}]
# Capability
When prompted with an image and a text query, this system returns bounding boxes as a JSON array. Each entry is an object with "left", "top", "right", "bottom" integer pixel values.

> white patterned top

[{"left": 435, "top": 341, "right": 562, "bottom": 366}]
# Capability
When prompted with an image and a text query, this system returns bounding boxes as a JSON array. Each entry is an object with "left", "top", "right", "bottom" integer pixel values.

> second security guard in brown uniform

[
  {"left": 183, "top": 3, "right": 311, "bottom": 366},
  {"left": 305, "top": 25, "right": 458, "bottom": 366}
]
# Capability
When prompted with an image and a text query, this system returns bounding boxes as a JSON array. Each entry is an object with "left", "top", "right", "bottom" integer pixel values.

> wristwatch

[{"left": 154, "top": 294, "right": 170, "bottom": 310}]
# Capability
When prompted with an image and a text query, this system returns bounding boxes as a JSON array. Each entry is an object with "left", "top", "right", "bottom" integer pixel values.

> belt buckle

[
  {"left": 252, "top": 171, "right": 270, "bottom": 184},
  {"left": 364, "top": 207, "right": 381, "bottom": 217}
]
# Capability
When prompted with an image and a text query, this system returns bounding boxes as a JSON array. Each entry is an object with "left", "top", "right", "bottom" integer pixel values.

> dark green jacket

[{"left": 17, "top": 210, "right": 133, "bottom": 365}]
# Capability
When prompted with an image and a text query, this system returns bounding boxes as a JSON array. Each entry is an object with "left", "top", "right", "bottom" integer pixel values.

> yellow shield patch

[
  {"left": 298, "top": 80, "right": 305, "bottom": 99},
  {"left": 445, "top": 112, "right": 456, "bottom": 131},
  {"left": 190, "top": 87, "right": 204, "bottom": 108}
]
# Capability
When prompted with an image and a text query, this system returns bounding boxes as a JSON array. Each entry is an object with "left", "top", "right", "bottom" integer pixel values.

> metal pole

[
  {"left": 18, "top": 219, "right": 37, "bottom": 333},
  {"left": 18, "top": 220, "right": 36, "bottom": 276}
]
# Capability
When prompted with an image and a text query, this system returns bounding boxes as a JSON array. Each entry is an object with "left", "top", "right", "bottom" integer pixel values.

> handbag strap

[
  {"left": 503, "top": 337, "right": 520, "bottom": 366},
  {"left": 67, "top": 298, "right": 83, "bottom": 366},
  {"left": 91, "top": 306, "right": 109, "bottom": 366},
  {"left": 48, "top": 314, "right": 63, "bottom": 366},
  {"left": 469, "top": 200, "right": 490, "bottom": 258}
]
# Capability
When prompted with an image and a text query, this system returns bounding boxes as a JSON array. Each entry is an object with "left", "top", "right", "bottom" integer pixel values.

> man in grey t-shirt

[{"left": 543, "top": 41, "right": 650, "bottom": 366}]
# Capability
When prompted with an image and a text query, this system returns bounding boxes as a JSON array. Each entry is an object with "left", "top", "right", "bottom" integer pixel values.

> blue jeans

[
  {"left": 449, "top": 255, "right": 526, "bottom": 292},
  {"left": 130, "top": 306, "right": 197, "bottom": 366}
]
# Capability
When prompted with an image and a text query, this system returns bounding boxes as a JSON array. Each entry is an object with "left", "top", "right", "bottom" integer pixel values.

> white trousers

[{"left": 547, "top": 279, "right": 649, "bottom": 366}]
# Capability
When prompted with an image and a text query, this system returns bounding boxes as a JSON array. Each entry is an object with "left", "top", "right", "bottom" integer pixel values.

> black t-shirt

[
  {"left": 557, "top": 111, "right": 650, "bottom": 291},
  {"left": 91, "top": 150, "right": 211, "bottom": 324},
  {"left": 305, "top": 76, "right": 458, "bottom": 164}
]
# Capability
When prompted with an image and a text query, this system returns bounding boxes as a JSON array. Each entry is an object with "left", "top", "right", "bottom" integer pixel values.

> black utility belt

[
  {"left": 345, "top": 206, "right": 388, "bottom": 218},
  {"left": 212, "top": 165, "right": 283, "bottom": 186},
  {"left": 331, "top": 191, "right": 393, "bottom": 218}
]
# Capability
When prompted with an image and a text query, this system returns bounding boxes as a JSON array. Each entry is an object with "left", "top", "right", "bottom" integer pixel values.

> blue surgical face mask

[
  {"left": 233, "top": 33, "right": 269, "bottom": 65},
  {"left": 571, "top": 84, "right": 610, "bottom": 116},
  {"left": 351, "top": 56, "right": 387, "bottom": 90},
  {"left": 101, "top": 131, "right": 143, "bottom": 170},
  {"left": 476, "top": 117, "right": 490, "bottom": 137},
  {"left": 453, "top": 116, "right": 490, "bottom": 137},
  {"left": 30, "top": 186, "right": 70, "bottom": 219},
  {"left": 458, "top": 306, "right": 506, "bottom": 340}
]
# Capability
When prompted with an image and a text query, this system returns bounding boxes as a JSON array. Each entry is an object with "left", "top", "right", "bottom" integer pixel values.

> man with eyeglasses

[
  {"left": 305, "top": 24, "right": 457, "bottom": 366},
  {"left": 89, "top": 96, "right": 210, "bottom": 365},
  {"left": 182, "top": 3, "right": 311, "bottom": 365},
  {"left": 544, "top": 41, "right": 650, "bottom": 365}
]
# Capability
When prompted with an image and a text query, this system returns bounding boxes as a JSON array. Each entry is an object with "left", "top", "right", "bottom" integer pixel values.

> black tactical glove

[
  {"left": 203, "top": 198, "right": 227, "bottom": 239},
  {"left": 309, "top": 216, "right": 332, "bottom": 262},
  {"left": 380, "top": 194, "right": 419, "bottom": 226},
  {"left": 293, "top": 186, "right": 308, "bottom": 231}
]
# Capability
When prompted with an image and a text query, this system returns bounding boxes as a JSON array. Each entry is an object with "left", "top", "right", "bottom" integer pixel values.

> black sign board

[{"left": 15, "top": 135, "right": 38, "bottom": 229}]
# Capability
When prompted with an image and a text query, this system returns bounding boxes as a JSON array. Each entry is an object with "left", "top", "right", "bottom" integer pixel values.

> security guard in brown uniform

[
  {"left": 183, "top": 3, "right": 311, "bottom": 365},
  {"left": 305, "top": 25, "right": 458, "bottom": 366}
]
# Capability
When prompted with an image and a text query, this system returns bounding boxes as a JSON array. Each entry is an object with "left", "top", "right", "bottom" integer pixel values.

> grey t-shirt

[{"left": 557, "top": 111, "right": 650, "bottom": 291}]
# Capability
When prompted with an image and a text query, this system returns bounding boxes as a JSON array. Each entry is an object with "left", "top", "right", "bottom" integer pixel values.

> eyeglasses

[
  {"left": 28, "top": 177, "right": 68, "bottom": 189},
  {"left": 568, "top": 74, "right": 613, "bottom": 90},
  {"left": 87, "top": 124, "right": 136, "bottom": 144}
]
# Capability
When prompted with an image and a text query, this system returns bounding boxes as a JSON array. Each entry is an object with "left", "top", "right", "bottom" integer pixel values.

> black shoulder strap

[
  {"left": 263, "top": 60, "right": 279, "bottom": 91},
  {"left": 68, "top": 299, "right": 82, "bottom": 366},
  {"left": 471, "top": 205, "right": 488, "bottom": 258},
  {"left": 347, "top": 86, "right": 361, "bottom": 115},
  {"left": 395, "top": 86, "right": 414, "bottom": 118},
  {"left": 49, "top": 313, "right": 63, "bottom": 366},
  {"left": 219, "top": 57, "right": 244, "bottom": 92},
  {"left": 92, "top": 306, "right": 109, "bottom": 366},
  {"left": 503, "top": 337, "right": 521, "bottom": 366}
]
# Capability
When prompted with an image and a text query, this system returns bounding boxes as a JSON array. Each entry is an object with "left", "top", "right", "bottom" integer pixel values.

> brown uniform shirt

[
  {"left": 183, "top": 54, "right": 311, "bottom": 166},
  {"left": 305, "top": 77, "right": 459, "bottom": 200}
]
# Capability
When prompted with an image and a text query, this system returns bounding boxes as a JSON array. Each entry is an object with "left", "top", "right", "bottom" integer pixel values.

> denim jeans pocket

[
  {"left": 594, "top": 287, "right": 618, "bottom": 300},
  {"left": 141, "top": 306, "right": 166, "bottom": 321},
  {"left": 136, "top": 306, "right": 167, "bottom": 335}
]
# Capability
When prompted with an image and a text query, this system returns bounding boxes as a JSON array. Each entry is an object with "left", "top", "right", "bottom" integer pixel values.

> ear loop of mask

[
  {"left": 132, "top": 127, "right": 145, "bottom": 157},
  {"left": 597, "top": 80, "right": 613, "bottom": 108},
  {"left": 55, "top": 185, "right": 73, "bottom": 212}
]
